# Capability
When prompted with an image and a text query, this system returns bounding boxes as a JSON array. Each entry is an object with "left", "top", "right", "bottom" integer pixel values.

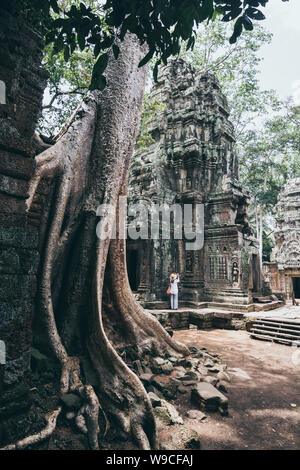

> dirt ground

[{"left": 174, "top": 329, "right": 300, "bottom": 450}]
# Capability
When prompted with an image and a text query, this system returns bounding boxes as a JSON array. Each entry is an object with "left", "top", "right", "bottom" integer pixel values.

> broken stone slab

[
  {"left": 186, "top": 409, "right": 207, "bottom": 421},
  {"left": 197, "top": 366, "right": 208, "bottom": 376},
  {"left": 191, "top": 382, "right": 228, "bottom": 414},
  {"left": 188, "top": 358, "right": 200, "bottom": 368},
  {"left": 168, "top": 356, "right": 178, "bottom": 365},
  {"left": 152, "top": 357, "right": 165, "bottom": 366},
  {"left": 159, "top": 425, "right": 201, "bottom": 450},
  {"left": 148, "top": 392, "right": 161, "bottom": 407},
  {"left": 147, "top": 385, "right": 165, "bottom": 399},
  {"left": 179, "top": 380, "right": 198, "bottom": 387},
  {"left": 203, "top": 375, "right": 218, "bottom": 386},
  {"left": 177, "top": 357, "right": 188, "bottom": 367},
  {"left": 188, "top": 346, "right": 199, "bottom": 355},
  {"left": 142, "top": 365, "right": 153, "bottom": 374},
  {"left": 151, "top": 357, "right": 165, "bottom": 373},
  {"left": 169, "top": 377, "right": 182, "bottom": 386},
  {"left": 179, "top": 371, "right": 199, "bottom": 381},
  {"left": 152, "top": 375, "right": 178, "bottom": 399},
  {"left": 174, "top": 366, "right": 186, "bottom": 378},
  {"left": 161, "top": 360, "right": 173, "bottom": 375},
  {"left": 153, "top": 399, "right": 183, "bottom": 425},
  {"left": 203, "top": 359, "right": 215, "bottom": 368},
  {"left": 207, "top": 364, "right": 223, "bottom": 373}
]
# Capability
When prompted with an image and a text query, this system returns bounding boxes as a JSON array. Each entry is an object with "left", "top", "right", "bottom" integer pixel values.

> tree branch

[{"left": 42, "top": 87, "right": 87, "bottom": 109}]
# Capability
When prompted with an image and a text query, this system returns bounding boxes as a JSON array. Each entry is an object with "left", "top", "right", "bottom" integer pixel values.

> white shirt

[{"left": 170, "top": 278, "right": 179, "bottom": 294}]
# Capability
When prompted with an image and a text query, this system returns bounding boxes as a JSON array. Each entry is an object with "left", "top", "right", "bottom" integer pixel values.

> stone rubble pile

[{"left": 127, "top": 344, "right": 230, "bottom": 432}]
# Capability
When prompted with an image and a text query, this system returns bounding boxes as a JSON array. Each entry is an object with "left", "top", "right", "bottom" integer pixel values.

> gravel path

[{"left": 174, "top": 329, "right": 300, "bottom": 450}]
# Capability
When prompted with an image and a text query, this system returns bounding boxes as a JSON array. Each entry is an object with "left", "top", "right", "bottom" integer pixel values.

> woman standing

[{"left": 170, "top": 273, "right": 180, "bottom": 310}]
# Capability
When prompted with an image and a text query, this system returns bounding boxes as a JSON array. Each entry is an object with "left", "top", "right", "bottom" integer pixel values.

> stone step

[
  {"left": 252, "top": 319, "right": 300, "bottom": 331},
  {"left": 253, "top": 300, "right": 284, "bottom": 312},
  {"left": 250, "top": 327, "right": 300, "bottom": 341},
  {"left": 249, "top": 332, "right": 298, "bottom": 346},
  {"left": 249, "top": 316, "right": 300, "bottom": 346},
  {"left": 253, "top": 317, "right": 300, "bottom": 326},
  {"left": 252, "top": 323, "right": 300, "bottom": 335},
  {"left": 254, "top": 298, "right": 272, "bottom": 304}
]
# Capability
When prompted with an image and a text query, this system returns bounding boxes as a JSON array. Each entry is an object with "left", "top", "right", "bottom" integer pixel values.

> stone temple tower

[
  {"left": 127, "top": 59, "right": 263, "bottom": 307},
  {"left": 264, "top": 178, "right": 300, "bottom": 301}
]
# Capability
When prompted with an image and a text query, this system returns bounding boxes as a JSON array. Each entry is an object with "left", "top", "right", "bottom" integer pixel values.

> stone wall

[
  {"left": 0, "top": 8, "right": 47, "bottom": 386},
  {"left": 264, "top": 178, "right": 300, "bottom": 301}
]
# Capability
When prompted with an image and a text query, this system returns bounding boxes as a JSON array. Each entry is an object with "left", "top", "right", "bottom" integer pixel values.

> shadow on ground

[{"left": 174, "top": 329, "right": 300, "bottom": 450}]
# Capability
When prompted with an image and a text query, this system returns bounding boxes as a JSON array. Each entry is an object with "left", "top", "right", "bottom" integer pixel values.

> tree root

[
  {"left": 57, "top": 356, "right": 101, "bottom": 449},
  {"left": 105, "top": 201, "right": 189, "bottom": 358},
  {"left": 0, "top": 408, "right": 62, "bottom": 450}
]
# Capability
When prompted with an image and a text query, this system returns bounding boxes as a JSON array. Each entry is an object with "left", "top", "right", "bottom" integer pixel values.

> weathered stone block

[
  {"left": 191, "top": 382, "right": 228, "bottom": 413},
  {"left": 0, "top": 274, "right": 36, "bottom": 300},
  {"left": 0, "top": 228, "right": 38, "bottom": 249},
  {"left": 0, "top": 150, "right": 35, "bottom": 180},
  {"left": 0, "top": 174, "right": 29, "bottom": 198}
]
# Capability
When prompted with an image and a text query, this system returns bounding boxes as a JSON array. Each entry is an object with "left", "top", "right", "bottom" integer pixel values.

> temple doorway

[
  {"left": 292, "top": 277, "right": 300, "bottom": 299},
  {"left": 127, "top": 249, "right": 139, "bottom": 292}
]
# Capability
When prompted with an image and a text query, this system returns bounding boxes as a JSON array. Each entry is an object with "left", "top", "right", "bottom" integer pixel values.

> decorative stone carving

[
  {"left": 127, "top": 59, "right": 262, "bottom": 305},
  {"left": 264, "top": 178, "right": 300, "bottom": 300}
]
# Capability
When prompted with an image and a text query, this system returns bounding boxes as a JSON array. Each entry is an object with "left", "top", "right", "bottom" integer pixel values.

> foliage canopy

[{"left": 8, "top": 0, "right": 289, "bottom": 90}]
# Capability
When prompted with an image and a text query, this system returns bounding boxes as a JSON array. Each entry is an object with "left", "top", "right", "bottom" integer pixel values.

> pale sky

[
  {"left": 258, "top": 0, "right": 300, "bottom": 104},
  {"left": 43, "top": 1, "right": 300, "bottom": 108}
]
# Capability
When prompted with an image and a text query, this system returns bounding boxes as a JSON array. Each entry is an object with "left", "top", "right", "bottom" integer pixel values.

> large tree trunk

[{"left": 15, "top": 34, "right": 189, "bottom": 451}]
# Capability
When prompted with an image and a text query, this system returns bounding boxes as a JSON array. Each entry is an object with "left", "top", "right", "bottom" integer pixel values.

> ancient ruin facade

[
  {"left": 264, "top": 178, "right": 300, "bottom": 301},
  {"left": 127, "top": 60, "right": 263, "bottom": 307},
  {"left": 0, "top": 8, "right": 47, "bottom": 388}
]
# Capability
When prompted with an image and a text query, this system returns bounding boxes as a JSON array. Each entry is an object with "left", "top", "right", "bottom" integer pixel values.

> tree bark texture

[{"left": 23, "top": 34, "right": 189, "bottom": 450}]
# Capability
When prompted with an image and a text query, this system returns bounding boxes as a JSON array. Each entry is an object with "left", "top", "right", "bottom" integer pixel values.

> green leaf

[
  {"left": 53, "top": 35, "right": 64, "bottom": 53},
  {"left": 77, "top": 31, "right": 86, "bottom": 51},
  {"left": 93, "top": 53, "right": 109, "bottom": 76},
  {"left": 229, "top": 16, "right": 244, "bottom": 43},
  {"left": 63, "top": 45, "right": 70, "bottom": 62},
  {"left": 242, "top": 15, "right": 254, "bottom": 31},
  {"left": 222, "top": 8, "right": 242, "bottom": 22},
  {"left": 246, "top": 7, "right": 266, "bottom": 20},
  {"left": 80, "top": 2, "right": 87, "bottom": 14},
  {"left": 70, "top": 36, "right": 76, "bottom": 54},
  {"left": 197, "top": 0, "right": 214, "bottom": 21},
  {"left": 90, "top": 74, "right": 107, "bottom": 91},
  {"left": 112, "top": 44, "right": 120, "bottom": 60},
  {"left": 94, "top": 42, "right": 101, "bottom": 58},
  {"left": 138, "top": 49, "right": 154, "bottom": 68},
  {"left": 49, "top": 0, "right": 60, "bottom": 14},
  {"left": 153, "top": 59, "right": 161, "bottom": 83}
]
